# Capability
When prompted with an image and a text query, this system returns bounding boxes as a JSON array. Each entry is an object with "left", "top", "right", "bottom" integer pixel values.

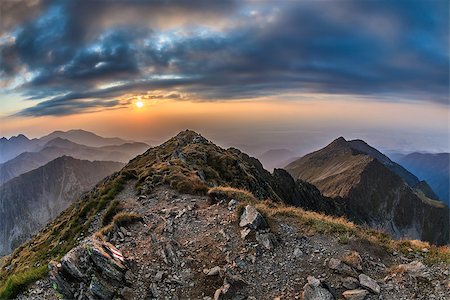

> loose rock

[
  {"left": 358, "top": 274, "right": 380, "bottom": 294},
  {"left": 342, "top": 289, "right": 369, "bottom": 300}
]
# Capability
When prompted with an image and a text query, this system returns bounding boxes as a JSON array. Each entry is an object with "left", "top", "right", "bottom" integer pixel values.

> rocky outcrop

[
  {"left": 49, "top": 237, "right": 129, "bottom": 299},
  {"left": 0, "top": 156, "right": 123, "bottom": 255}
]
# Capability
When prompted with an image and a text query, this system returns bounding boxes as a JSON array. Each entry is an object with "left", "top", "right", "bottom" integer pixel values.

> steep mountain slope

[
  {"left": 1, "top": 131, "right": 448, "bottom": 300},
  {"left": 0, "top": 135, "right": 41, "bottom": 164},
  {"left": 0, "top": 156, "right": 123, "bottom": 256},
  {"left": 257, "top": 148, "right": 296, "bottom": 171},
  {"left": 39, "top": 129, "right": 131, "bottom": 147},
  {"left": 347, "top": 139, "right": 437, "bottom": 199},
  {"left": 285, "top": 137, "right": 449, "bottom": 245},
  {"left": 397, "top": 152, "right": 449, "bottom": 205},
  {"left": 0, "top": 138, "right": 148, "bottom": 185}
]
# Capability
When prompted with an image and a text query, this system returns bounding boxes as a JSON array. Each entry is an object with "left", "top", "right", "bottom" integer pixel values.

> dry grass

[
  {"left": 232, "top": 189, "right": 450, "bottom": 265},
  {"left": 97, "top": 212, "right": 142, "bottom": 237},
  {"left": 208, "top": 186, "right": 256, "bottom": 204}
]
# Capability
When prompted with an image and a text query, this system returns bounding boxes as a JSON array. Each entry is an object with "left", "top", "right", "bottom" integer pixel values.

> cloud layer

[{"left": 1, "top": 0, "right": 448, "bottom": 116}]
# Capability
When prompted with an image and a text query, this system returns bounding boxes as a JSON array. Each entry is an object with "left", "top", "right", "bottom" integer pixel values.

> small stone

[
  {"left": 124, "top": 270, "right": 136, "bottom": 283},
  {"left": 421, "top": 248, "right": 429, "bottom": 253},
  {"left": 228, "top": 199, "right": 238, "bottom": 208},
  {"left": 342, "top": 289, "right": 369, "bottom": 300},
  {"left": 256, "top": 232, "right": 277, "bottom": 250},
  {"left": 155, "top": 271, "right": 166, "bottom": 282},
  {"left": 342, "top": 277, "right": 359, "bottom": 289},
  {"left": 293, "top": 247, "right": 303, "bottom": 257},
  {"left": 240, "top": 228, "right": 252, "bottom": 240},
  {"left": 120, "top": 226, "right": 128, "bottom": 235},
  {"left": 206, "top": 266, "right": 222, "bottom": 276},
  {"left": 358, "top": 274, "right": 380, "bottom": 294}
]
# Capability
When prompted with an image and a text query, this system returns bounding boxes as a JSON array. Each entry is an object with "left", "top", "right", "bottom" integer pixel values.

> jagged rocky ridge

[
  {"left": 285, "top": 137, "right": 449, "bottom": 245},
  {"left": 1, "top": 131, "right": 449, "bottom": 300},
  {"left": 0, "top": 156, "right": 124, "bottom": 256}
]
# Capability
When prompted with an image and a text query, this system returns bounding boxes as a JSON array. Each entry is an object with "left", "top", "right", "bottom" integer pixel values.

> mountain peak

[{"left": 327, "top": 136, "right": 349, "bottom": 149}]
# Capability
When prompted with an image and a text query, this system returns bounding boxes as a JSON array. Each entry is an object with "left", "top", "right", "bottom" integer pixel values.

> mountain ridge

[
  {"left": 285, "top": 137, "right": 449, "bottom": 245},
  {"left": 0, "top": 130, "right": 448, "bottom": 300}
]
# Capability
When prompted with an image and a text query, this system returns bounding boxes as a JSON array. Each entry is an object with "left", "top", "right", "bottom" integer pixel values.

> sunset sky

[{"left": 0, "top": 0, "right": 448, "bottom": 154}]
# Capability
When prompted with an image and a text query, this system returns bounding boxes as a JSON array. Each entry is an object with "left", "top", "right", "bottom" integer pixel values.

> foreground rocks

[
  {"left": 17, "top": 186, "right": 450, "bottom": 300},
  {"left": 49, "top": 237, "right": 129, "bottom": 299}
]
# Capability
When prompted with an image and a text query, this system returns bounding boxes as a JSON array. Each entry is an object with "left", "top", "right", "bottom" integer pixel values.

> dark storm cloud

[{"left": 0, "top": 0, "right": 448, "bottom": 116}]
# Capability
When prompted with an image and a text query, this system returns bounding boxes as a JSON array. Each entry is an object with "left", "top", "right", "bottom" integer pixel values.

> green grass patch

[
  {"left": 0, "top": 266, "right": 47, "bottom": 299},
  {"left": 102, "top": 200, "right": 121, "bottom": 226}
]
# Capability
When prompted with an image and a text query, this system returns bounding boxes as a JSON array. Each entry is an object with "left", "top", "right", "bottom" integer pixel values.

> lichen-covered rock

[{"left": 49, "top": 237, "right": 128, "bottom": 299}]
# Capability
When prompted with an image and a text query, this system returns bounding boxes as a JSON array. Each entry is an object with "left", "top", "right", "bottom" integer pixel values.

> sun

[{"left": 135, "top": 100, "right": 144, "bottom": 108}]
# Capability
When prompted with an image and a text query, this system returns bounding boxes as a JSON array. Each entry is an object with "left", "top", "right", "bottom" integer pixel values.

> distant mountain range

[
  {"left": 0, "top": 134, "right": 40, "bottom": 163},
  {"left": 395, "top": 152, "right": 449, "bottom": 205},
  {"left": 0, "top": 129, "right": 134, "bottom": 164},
  {"left": 285, "top": 137, "right": 448, "bottom": 245},
  {"left": 0, "top": 138, "right": 148, "bottom": 186},
  {"left": 39, "top": 129, "right": 131, "bottom": 147},
  {"left": 0, "top": 156, "right": 124, "bottom": 255}
]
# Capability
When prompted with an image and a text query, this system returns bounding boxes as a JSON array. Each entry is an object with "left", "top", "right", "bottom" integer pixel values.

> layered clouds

[{"left": 0, "top": 0, "right": 448, "bottom": 116}]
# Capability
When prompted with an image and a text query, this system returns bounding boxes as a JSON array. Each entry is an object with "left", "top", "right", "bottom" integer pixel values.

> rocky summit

[
  {"left": 285, "top": 137, "right": 449, "bottom": 245},
  {"left": 0, "top": 131, "right": 448, "bottom": 300}
]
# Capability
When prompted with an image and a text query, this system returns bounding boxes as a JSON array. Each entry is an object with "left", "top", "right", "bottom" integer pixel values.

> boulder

[
  {"left": 342, "top": 289, "right": 369, "bottom": 300},
  {"left": 239, "top": 205, "right": 268, "bottom": 230},
  {"left": 302, "top": 276, "right": 335, "bottom": 300},
  {"left": 50, "top": 237, "right": 128, "bottom": 299},
  {"left": 358, "top": 274, "right": 380, "bottom": 294}
]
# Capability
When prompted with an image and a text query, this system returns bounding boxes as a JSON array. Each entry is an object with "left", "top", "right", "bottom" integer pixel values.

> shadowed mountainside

[
  {"left": 0, "top": 156, "right": 124, "bottom": 256},
  {"left": 396, "top": 152, "right": 449, "bottom": 205},
  {"left": 285, "top": 137, "right": 449, "bottom": 245}
]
